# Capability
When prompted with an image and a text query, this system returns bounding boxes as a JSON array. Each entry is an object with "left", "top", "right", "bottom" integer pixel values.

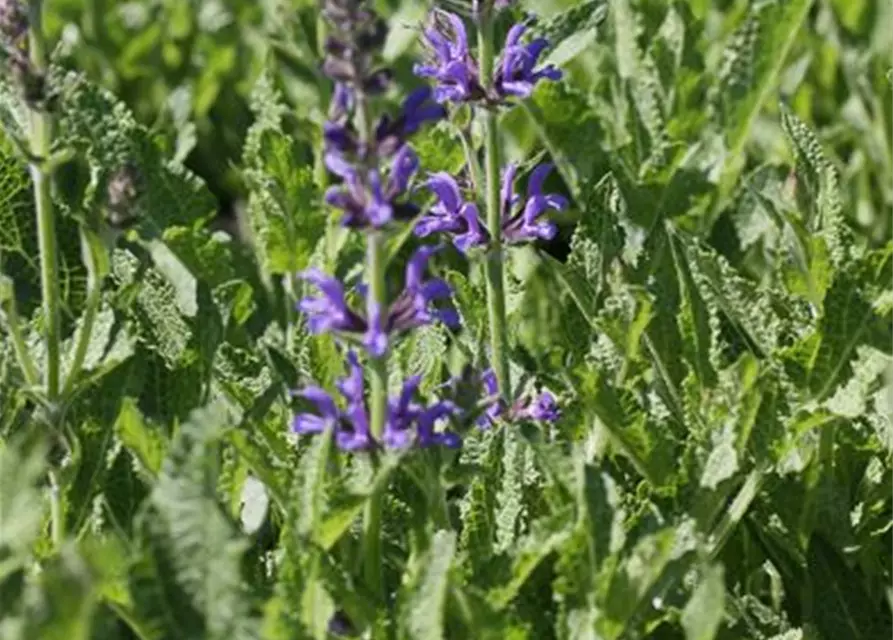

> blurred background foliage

[{"left": 42, "top": 0, "right": 892, "bottom": 243}]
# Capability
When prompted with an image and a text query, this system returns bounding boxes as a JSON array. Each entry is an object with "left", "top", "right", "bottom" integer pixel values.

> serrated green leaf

[
  {"left": 405, "top": 530, "right": 457, "bottom": 640},
  {"left": 681, "top": 564, "right": 725, "bottom": 640}
]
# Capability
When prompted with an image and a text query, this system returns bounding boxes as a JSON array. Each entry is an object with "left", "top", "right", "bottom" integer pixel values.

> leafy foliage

[{"left": 0, "top": 1, "right": 890, "bottom": 639}]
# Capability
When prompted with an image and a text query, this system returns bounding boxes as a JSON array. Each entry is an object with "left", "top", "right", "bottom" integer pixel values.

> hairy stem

[
  {"left": 356, "top": 89, "right": 387, "bottom": 599},
  {"left": 63, "top": 228, "right": 103, "bottom": 396},
  {"left": 28, "top": 0, "right": 60, "bottom": 402},
  {"left": 477, "top": 17, "right": 511, "bottom": 400},
  {"left": 48, "top": 468, "right": 63, "bottom": 547},
  {"left": 2, "top": 291, "right": 39, "bottom": 387}
]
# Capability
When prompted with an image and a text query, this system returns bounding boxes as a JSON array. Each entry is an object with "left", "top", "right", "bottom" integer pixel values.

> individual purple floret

[
  {"left": 414, "top": 11, "right": 484, "bottom": 104},
  {"left": 467, "top": 368, "right": 560, "bottom": 428},
  {"left": 327, "top": 87, "right": 445, "bottom": 160},
  {"left": 415, "top": 172, "right": 486, "bottom": 252},
  {"left": 324, "top": 144, "right": 421, "bottom": 228},
  {"left": 376, "top": 87, "right": 447, "bottom": 156},
  {"left": 416, "top": 163, "right": 567, "bottom": 250},
  {"left": 297, "top": 245, "right": 459, "bottom": 355},
  {"left": 291, "top": 352, "right": 461, "bottom": 451},
  {"left": 414, "top": 11, "right": 560, "bottom": 104},
  {"left": 365, "top": 244, "right": 460, "bottom": 355},
  {"left": 514, "top": 391, "right": 560, "bottom": 422},
  {"left": 501, "top": 163, "right": 568, "bottom": 243},
  {"left": 298, "top": 269, "right": 367, "bottom": 334},
  {"left": 494, "top": 24, "right": 562, "bottom": 99}
]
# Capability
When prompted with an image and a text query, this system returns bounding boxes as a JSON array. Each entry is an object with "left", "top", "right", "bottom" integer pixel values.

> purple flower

[
  {"left": 291, "top": 352, "right": 373, "bottom": 452},
  {"left": 476, "top": 369, "right": 505, "bottom": 428},
  {"left": 415, "top": 173, "right": 487, "bottom": 252},
  {"left": 416, "top": 401, "right": 462, "bottom": 448},
  {"left": 376, "top": 87, "right": 447, "bottom": 156},
  {"left": 414, "top": 11, "right": 483, "bottom": 104},
  {"left": 297, "top": 246, "right": 458, "bottom": 356},
  {"left": 452, "top": 367, "right": 560, "bottom": 428},
  {"left": 298, "top": 269, "right": 367, "bottom": 335},
  {"left": 291, "top": 353, "right": 461, "bottom": 451},
  {"left": 418, "top": 164, "right": 566, "bottom": 250},
  {"left": 386, "top": 244, "right": 460, "bottom": 335},
  {"left": 494, "top": 24, "right": 562, "bottom": 99},
  {"left": 514, "top": 391, "right": 560, "bottom": 422},
  {"left": 323, "top": 145, "right": 421, "bottom": 228},
  {"left": 414, "top": 12, "right": 561, "bottom": 105},
  {"left": 329, "top": 82, "right": 354, "bottom": 121},
  {"left": 501, "top": 163, "right": 567, "bottom": 243}
]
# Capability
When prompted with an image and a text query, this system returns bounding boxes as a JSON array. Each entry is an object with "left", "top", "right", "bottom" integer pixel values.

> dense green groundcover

[{"left": 0, "top": 0, "right": 891, "bottom": 638}]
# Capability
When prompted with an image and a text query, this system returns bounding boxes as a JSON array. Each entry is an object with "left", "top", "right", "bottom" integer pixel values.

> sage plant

[
  {"left": 412, "top": 4, "right": 564, "bottom": 404},
  {"left": 289, "top": 0, "right": 563, "bottom": 611}
]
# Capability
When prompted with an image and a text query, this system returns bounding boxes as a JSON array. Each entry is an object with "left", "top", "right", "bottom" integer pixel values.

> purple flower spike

[
  {"left": 495, "top": 24, "right": 562, "bottom": 99},
  {"left": 387, "top": 245, "right": 460, "bottom": 334},
  {"left": 502, "top": 163, "right": 567, "bottom": 244},
  {"left": 299, "top": 269, "right": 367, "bottom": 335},
  {"left": 417, "top": 173, "right": 488, "bottom": 252},
  {"left": 414, "top": 12, "right": 483, "bottom": 104}
]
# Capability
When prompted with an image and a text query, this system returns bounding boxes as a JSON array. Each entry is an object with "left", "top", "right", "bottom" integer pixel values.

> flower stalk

[
  {"left": 364, "top": 230, "right": 386, "bottom": 599},
  {"left": 27, "top": 0, "right": 60, "bottom": 402},
  {"left": 477, "top": 15, "right": 511, "bottom": 401}
]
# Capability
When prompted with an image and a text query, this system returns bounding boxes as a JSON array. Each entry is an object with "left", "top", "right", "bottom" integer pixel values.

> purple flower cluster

[
  {"left": 414, "top": 11, "right": 561, "bottom": 105},
  {"left": 475, "top": 369, "right": 560, "bottom": 427},
  {"left": 298, "top": 245, "right": 459, "bottom": 356},
  {"left": 293, "top": 352, "right": 461, "bottom": 451},
  {"left": 415, "top": 162, "right": 568, "bottom": 251},
  {"left": 321, "top": 0, "right": 445, "bottom": 229},
  {"left": 290, "top": 0, "right": 564, "bottom": 456}
]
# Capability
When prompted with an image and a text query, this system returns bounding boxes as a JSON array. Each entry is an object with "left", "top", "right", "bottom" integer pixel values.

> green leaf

[
  {"left": 806, "top": 534, "right": 889, "bottom": 638},
  {"left": 780, "top": 107, "right": 849, "bottom": 269},
  {"left": 782, "top": 249, "right": 892, "bottom": 401},
  {"left": 0, "top": 436, "right": 46, "bottom": 557},
  {"left": 15, "top": 545, "right": 103, "bottom": 640},
  {"left": 404, "top": 530, "right": 457, "bottom": 640},
  {"left": 148, "top": 401, "right": 260, "bottom": 640},
  {"left": 577, "top": 461, "right": 625, "bottom": 572},
  {"left": 681, "top": 564, "right": 726, "bottom": 640},
  {"left": 114, "top": 397, "right": 165, "bottom": 477},
  {"left": 243, "top": 73, "right": 324, "bottom": 276},
  {"left": 713, "top": 0, "right": 815, "bottom": 187},
  {"left": 600, "top": 528, "right": 677, "bottom": 639},
  {"left": 488, "top": 509, "right": 573, "bottom": 610}
]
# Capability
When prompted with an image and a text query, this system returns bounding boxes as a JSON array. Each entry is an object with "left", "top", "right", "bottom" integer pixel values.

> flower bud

[
  {"left": 105, "top": 162, "right": 144, "bottom": 229},
  {"left": 0, "top": 0, "right": 27, "bottom": 44},
  {"left": 8, "top": 50, "right": 46, "bottom": 109}
]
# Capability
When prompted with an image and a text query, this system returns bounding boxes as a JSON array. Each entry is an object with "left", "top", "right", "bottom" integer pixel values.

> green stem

[
  {"left": 363, "top": 232, "right": 387, "bottom": 599},
  {"left": 28, "top": 0, "right": 60, "bottom": 402},
  {"left": 361, "top": 484, "right": 383, "bottom": 599},
  {"left": 49, "top": 468, "right": 63, "bottom": 547},
  {"left": 366, "top": 234, "right": 388, "bottom": 441},
  {"left": 63, "top": 228, "right": 102, "bottom": 397},
  {"left": 356, "top": 88, "right": 388, "bottom": 599},
  {"left": 477, "top": 16, "right": 511, "bottom": 400},
  {"left": 2, "top": 292, "right": 39, "bottom": 387},
  {"left": 456, "top": 124, "right": 484, "bottom": 194}
]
